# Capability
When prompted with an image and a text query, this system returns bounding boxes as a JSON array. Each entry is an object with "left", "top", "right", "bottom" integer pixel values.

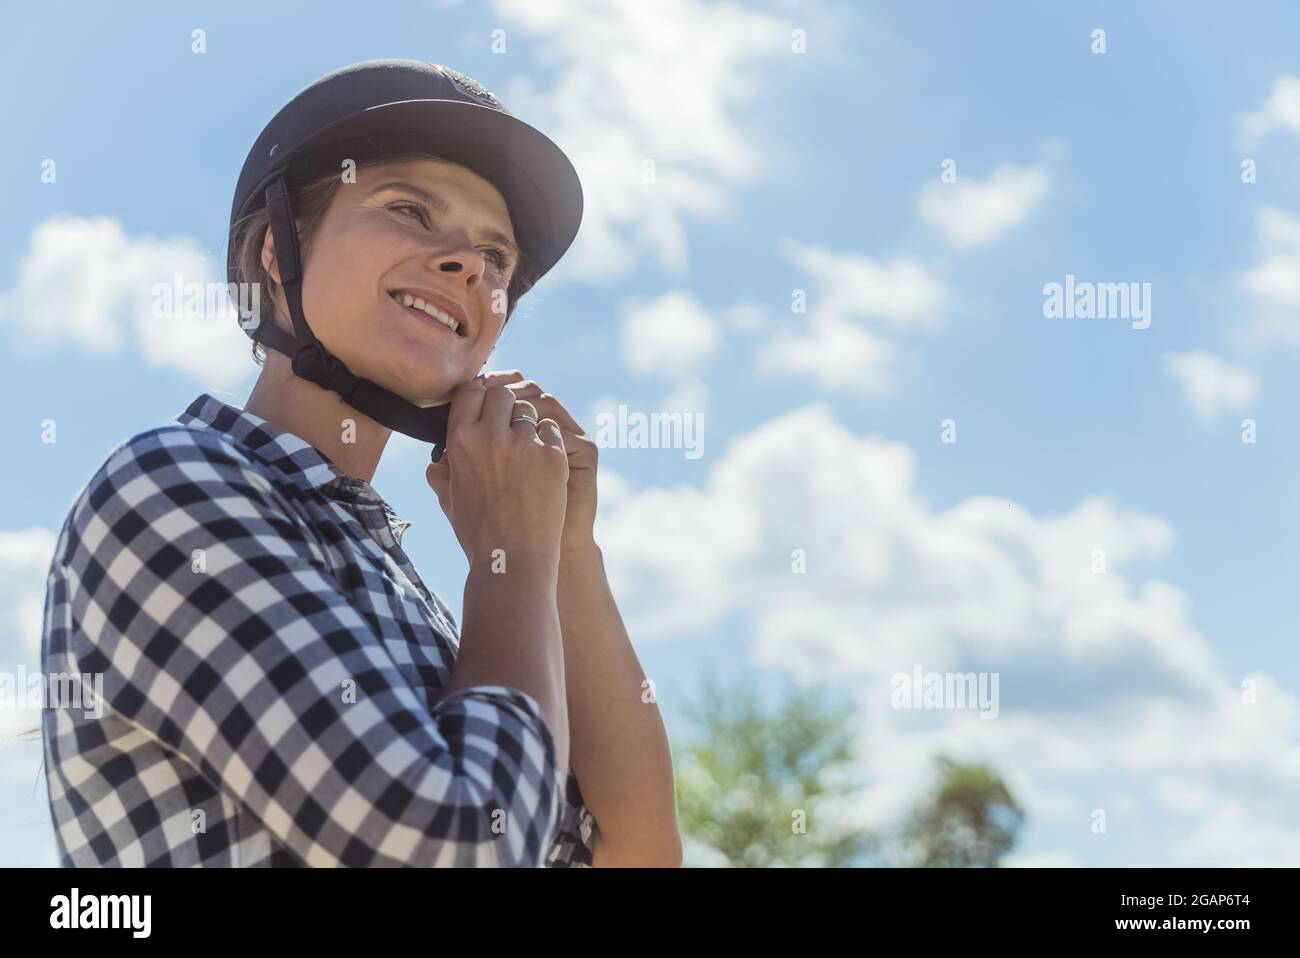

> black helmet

[{"left": 226, "top": 58, "right": 584, "bottom": 461}]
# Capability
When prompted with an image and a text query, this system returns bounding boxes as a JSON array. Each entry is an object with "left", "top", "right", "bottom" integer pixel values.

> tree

[
  {"left": 672, "top": 669, "right": 1027, "bottom": 868},
  {"left": 898, "top": 755, "right": 1025, "bottom": 867},
  {"left": 673, "top": 665, "right": 876, "bottom": 867}
]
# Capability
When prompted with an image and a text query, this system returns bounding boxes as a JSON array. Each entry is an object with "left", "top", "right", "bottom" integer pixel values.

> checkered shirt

[{"left": 40, "top": 392, "right": 596, "bottom": 867}]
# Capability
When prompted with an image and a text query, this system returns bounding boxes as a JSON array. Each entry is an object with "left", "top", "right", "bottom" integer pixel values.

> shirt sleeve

[
  {"left": 544, "top": 768, "right": 598, "bottom": 867},
  {"left": 427, "top": 559, "right": 597, "bottom": 866},
  {"left": 57, "top": 426, "right": 564, "bottom": 867}
]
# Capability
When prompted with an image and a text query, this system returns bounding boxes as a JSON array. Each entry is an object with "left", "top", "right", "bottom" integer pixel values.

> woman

[{"left": 39, "top": 60, "right": 681, "bottom": 867}]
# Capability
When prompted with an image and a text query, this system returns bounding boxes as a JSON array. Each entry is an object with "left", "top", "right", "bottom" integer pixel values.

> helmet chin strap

[{"left": 258, "top": 177, "right": 453, "bottom": 462}]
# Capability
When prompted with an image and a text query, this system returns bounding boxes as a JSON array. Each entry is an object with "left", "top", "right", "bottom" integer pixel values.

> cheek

[
  {"left": 300, "top": 229, "right": 390, "bottom": 339},
  {"left": 476, "top": 288, "right": 510, "bottom": 337}
]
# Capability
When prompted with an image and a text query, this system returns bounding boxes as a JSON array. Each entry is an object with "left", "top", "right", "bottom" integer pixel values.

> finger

[
  {"left": 509, "top": 399, "right": 540, "bottom": 437},
  {"left": 503, "top": 377, "right": 539, "bottom": 392},
  {"left": 497, "top": 379, "right": 589, "bottom": 446},
  {"left": 448, "top": 377, "right": 488, "bottom": 435},
  {"left": 480, "top": 369, "right": 526, "bottom": 387},
  {"left": 426, "top": 452, "right": 450, "bottom": 486},
  {"left": 425, "top": 458, "right": 451, "bottom": 514},
  {"left": 514, "top": 388, "right": 585, "bottom": 437},
  {"left": 536, "top": 417, "right": 566, "bottom": 452},
  {"left": 481, "top": 383, "right": 520, "bottom": 431}
]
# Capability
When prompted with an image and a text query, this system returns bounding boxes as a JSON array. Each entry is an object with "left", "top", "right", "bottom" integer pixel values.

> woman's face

[{"left": 264, "top": 155, "right": 519, "bottom": 407}]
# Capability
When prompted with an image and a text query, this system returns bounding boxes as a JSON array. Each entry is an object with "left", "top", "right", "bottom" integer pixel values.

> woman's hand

[
  {"left": 483, "top": 369, "right": 600, "bottom": 554},
  {"left": 425, "top": 377, "right": 569, "bottom": 564}
]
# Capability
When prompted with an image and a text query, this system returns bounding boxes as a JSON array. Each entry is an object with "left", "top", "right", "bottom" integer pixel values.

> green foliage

[
  {"left": 898, "top": 755, "right": 1025, "bottom": 867},
  {"left": 673, "top": 668, "right": 1024, "bottom": 868},
  {"left": 673, "top": 665, "right": 876, "bottom": 867}
]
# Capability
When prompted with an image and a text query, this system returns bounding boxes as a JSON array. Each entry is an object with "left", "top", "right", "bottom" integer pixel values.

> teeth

[{"left": 394, "top": 292, "right": 459, "bottom": 333}]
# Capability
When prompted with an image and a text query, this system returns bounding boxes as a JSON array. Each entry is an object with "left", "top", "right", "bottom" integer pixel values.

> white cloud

[
  {"left": 1003, "top": 850, "right": 1085, "bottom": 868},
  {"left": 660, "top": 375, "right": 709, "bottom": 414},
  {"left": 620, "top": 291, "right": 721, "bottom": 378},
  {"left": 753, "top": 242, "right": 947, "bottom": 394},
  {"left": 756, "top": 312, "right": 895, "bottom": 394},
  {"left": 918, "top": 164, "right": 1051, "bottom": 248},
  {"left": 0, "top": 528, "right": 58, "bottom": 777},
  {"left": 484, "top": 0, "right": 796, "bottom": 280},
  {"left": 1163, "top": 352, "right": 1258, "bottom": 424},
  {"left": 0, "top": 215, "right": 252, "bottom": 386},
  {"left": 1240, "top": 75, "right": 1300, "bottom": 144},
  {"left": 593, "top": 406, "right": 1300, "bottom": 864},
  {"left": 781, "top": 241, "right": 948, "bottom": 329},
  {"left": 0, "top": 217, "right": 127, "bottom": 353},
  {"left": 723, "top": 303, "right": 768, "bottom": 333},
  {"left": 1234, "top": 206, "right": 1300, "bottom": 347},
  {"left": 1174, "top": 788, "right": 1300, "bottom": 867},
  {"left": 1240, "top": 207, "right": 1300, "bottom": 305},
  {"left": 0, "top": 528, "right": 57, "bottom": 673},
  {"left": 0, "top": 529, "right": 72, "bottom": 867}
]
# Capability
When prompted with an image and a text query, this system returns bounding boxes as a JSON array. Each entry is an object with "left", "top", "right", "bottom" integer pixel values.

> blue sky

[{"left": 3, "top": 0, "right": 1299, "bottom": 867}]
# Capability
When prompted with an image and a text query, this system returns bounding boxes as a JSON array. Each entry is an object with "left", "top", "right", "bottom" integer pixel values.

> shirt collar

[
  {"left": 176, "top": 393, "right": 416, "bottom": 546},
  {"left": 176, "top": 392, "right": 348, "bottom": 495}
]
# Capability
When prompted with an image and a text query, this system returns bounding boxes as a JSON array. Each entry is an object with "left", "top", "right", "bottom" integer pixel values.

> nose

[{"left": 428, "top": 243, "right": 489, "bottom": 289}]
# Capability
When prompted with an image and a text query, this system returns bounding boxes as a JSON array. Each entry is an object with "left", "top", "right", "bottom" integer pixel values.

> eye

[
  {"left": 389, "top": 201, "right": 431, "bottom": 227},
  {"left": 389, "top": 200, "right": 514, "bottom": 276},
  {"left": 481, "top": 247, "right": 513, "bottom": 274}
]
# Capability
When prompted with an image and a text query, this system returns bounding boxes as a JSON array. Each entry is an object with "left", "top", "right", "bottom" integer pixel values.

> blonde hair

[{"left": 228, "top": 151, "right": 535, "bottom": 362}]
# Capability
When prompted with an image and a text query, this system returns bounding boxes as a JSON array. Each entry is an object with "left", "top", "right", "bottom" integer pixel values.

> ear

[
  {"left": 260, "top": 220, "right": 304, "bottom": 286},
  {"left": 260, "top": 226, "right": 281, "bottom": 286}
]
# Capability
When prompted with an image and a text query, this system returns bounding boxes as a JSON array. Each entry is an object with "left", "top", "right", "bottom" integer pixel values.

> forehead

[{"left": 359, "top": 156, "right": 513, "bottom": 230}]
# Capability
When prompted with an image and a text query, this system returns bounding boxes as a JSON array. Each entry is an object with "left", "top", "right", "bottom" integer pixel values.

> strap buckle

[{"left": 292, "top": 342, "right": 358, "bottom": 402}]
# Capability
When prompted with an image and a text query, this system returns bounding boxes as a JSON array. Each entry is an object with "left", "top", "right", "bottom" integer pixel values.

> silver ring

[{"left": 510, "top": 399, "right": 539, "bottom": 428}]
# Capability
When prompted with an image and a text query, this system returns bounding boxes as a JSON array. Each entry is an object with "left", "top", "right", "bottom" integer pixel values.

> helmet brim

[{"left": 228, "top": 97, "right": 583, "bottom": 292}]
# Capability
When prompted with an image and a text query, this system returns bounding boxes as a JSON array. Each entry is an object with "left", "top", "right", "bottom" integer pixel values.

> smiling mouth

[{"left": 389, "top": 291, "right": 466, "bottom": 336}]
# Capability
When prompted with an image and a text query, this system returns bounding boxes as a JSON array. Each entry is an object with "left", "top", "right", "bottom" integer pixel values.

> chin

[
  {"left": 346, "top": 322, "right": 474, "bottom": 405},
  {"left": 386, "top": 362, "right": 470, "bottom": 407}
]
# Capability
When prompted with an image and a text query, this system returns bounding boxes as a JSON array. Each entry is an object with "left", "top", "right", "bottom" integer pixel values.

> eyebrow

[{"left": 371, "top": 178, "right": 519, "bottom": 256}]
